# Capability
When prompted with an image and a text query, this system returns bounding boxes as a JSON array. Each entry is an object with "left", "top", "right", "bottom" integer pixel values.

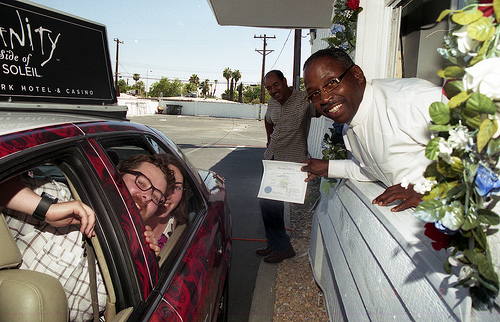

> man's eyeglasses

[
  {"left": 124, "top": 170, "right": 166, "bottom": 205},
  {"left": 306, "top": 64, "right": 354, "bottom": 103}
]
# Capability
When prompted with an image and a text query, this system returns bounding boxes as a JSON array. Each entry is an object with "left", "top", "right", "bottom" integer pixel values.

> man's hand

[
  {"left": 372, "top": 183, "right": 422, "bottom": 212},
  {"left": 301, "top": 158, "right": 329, "bottom": 182},
  {"left": 144, "top": 225, "right": 160, "bottom": 257},
  {"left": 45, "top": 201, "right": 96, "bottom": 238}
]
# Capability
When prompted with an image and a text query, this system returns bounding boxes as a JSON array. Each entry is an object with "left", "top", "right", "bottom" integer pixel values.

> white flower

[
  {"left": 494, "top": 114, "right": 500, "bottom": 139},
  {"left": 452, "top": 26, "right": 480, "bottom": 55},
  {"left": 401, "top": 177, "right": 410, "bottom": 189},
  {"left": 438, "top": 138, "right": 455, "bottom": 164},
  {"left": 463, "top": 57, "right": 500, "bottom": 100},
  {"left": 448, "top": 125, "right": 469, "bottom": 149},
  {"left": 414, "top": 179, "right": 437, "bottom": 194}
]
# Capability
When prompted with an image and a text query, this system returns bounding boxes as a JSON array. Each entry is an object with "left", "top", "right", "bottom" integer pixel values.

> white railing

[{"left": 309, "top": 179, "right": 500, "bottom": 321}]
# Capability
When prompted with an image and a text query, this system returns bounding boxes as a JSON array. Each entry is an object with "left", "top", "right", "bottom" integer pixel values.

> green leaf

[
  {"left": 438, "top": 66, "right": 466, "bottom": 79},
  {"left": 429, "top": 102, "right": 450, "bottom": 124},
  {"left": 449, "top": 91, "right": 472, "bottom": 109},
  {"left": 487, "top": 137, "right": 500, "bottom": 157},
  {"left": 472, "top": 226, "right": 487, "bottom": 251},
  {"left": 462, "top": 108, "right": 482, "bottom": 129},
  {"left": 425, "top": 137, "right": 442, "bottom": 160},
  {"left": 478, "top": 208, "right": 500, "bottom": 225},
  {"left": 429, "top": 124, "right": 454, "bottom": 132},
  {"left": 452, "top": 9, "right": 483, "bottom": 25},
  {"left": 465, "top": 163, "right": 480, "bottom": 185},
  {"left": 321, "top": 180, "right": 331, "bottom": 197},
  {"left": 444, "top": 256, "right": 453, "bottom": 274},
  {"left": 467, "top": 17, "right": 496, "bottom": 42},
  {"left": 446, "top": 182, "right": 466, "bottom": 199},
  {"left": 437, "top": 157, "right": 464, "bottom": 178},
  {"left": 441, "top": 201, "right": 465, "bottom": 230},
  {"left": 470, "top": 38, "right": 492, "bottom": 66},
  {"left": 495, "top": 0, "right": 500, "bottom": 22},
  {"left": 414, "top": 199, "right": 446, "bottom": 222},
  {"left": 477, "top": 118, "right": 498, "bottom": 153},
  {"left": 423, "top": 185, "right": 439, "bottom": 200},
  {"left": 444, "top": 80, "right": 465, "bottom": 98},
  {"left": 476, "top": 254, "right": 498, "bottom": 282},
  {"left": 476, "top": 274, "right": 500, "bottom": 294},
  {"left": 462, "top": 206, "right": 479, "bottom": 231},
  {"left": 436, "top": 9, "right": 453, "bottom": 22},
  {"left": 466, "top": 92, "right": 496, "bottom": 114},
  {"left": 424, "top": 162, "right": 439, "bottom": 178}
]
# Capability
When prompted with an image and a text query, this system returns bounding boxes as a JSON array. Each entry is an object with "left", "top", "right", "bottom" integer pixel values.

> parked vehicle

[{"left": 0, "top": 1, "right": 231, "bottom": 320}]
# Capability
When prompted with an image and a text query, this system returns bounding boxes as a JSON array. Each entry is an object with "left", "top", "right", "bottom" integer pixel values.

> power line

[{"left": 270, "top": 30, "right": 292, "bottom": 70}]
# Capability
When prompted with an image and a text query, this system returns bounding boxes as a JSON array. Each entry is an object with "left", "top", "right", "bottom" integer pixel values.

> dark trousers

[{"left": 259, "top": 198, "right": 291, "bottom": 253}]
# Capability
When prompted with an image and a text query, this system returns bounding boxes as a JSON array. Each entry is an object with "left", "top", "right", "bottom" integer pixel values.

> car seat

[{"left": 0, "top": 212, "right": 69, "bottom": 322}]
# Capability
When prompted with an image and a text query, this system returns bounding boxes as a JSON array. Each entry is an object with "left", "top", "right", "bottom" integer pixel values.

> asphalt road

[{"left": 129, "top": 114, "right": 268, "bottom": 321}]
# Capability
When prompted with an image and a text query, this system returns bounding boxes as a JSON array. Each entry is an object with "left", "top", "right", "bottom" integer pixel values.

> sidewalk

[{"left": 249, "top": 181, "right": 327, "bottom": 321}]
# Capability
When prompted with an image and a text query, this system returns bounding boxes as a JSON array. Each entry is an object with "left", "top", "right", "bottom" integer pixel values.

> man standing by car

[
  {"left": 256, "top": 70, "right": 318, "bottom": 263},
  {"left": 1, "top": 154, "right": 174, "bottom": 321}
]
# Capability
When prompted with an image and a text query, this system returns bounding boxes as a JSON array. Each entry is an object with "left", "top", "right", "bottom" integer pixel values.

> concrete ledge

[
  {"left": 248, "top": 260, "right": 277, "bottom": 322},
  {"left": 249, "top": 201, "right": 291, "bottom": 321}
]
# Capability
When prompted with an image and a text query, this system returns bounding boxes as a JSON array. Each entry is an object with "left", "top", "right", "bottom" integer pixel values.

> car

[{"left": 0, "top": 1, "right": 231, "bottom": 321}]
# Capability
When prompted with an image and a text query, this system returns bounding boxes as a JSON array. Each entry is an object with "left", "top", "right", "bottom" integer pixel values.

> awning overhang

[{"left": 206, "top": 0, "right": 334, "bottom": 29}]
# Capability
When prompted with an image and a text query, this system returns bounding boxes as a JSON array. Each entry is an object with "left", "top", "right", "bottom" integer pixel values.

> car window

[
  {"left": 99, "top": 136, "right": 206, "bottom": 220},
  {"left": 0, "top": 158, "right": 113, "bottom": 321}
]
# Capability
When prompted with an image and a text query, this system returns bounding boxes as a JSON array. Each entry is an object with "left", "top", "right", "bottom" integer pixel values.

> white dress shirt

[{"left": 328, "top": 78, "right": 445, "bottom": 187}]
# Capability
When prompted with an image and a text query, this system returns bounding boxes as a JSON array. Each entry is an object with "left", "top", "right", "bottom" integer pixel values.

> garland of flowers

[
  {"left": 323, "top": 0, "right": 363, "bottom": 54},
  {"left": 411, "top": 0, "right": 500, "bottom": 310}
]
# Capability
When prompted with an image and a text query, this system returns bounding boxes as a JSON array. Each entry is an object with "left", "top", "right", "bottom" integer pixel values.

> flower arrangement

[
  {"left": 323, "top": 0, "right": 363, "bottom": 54},
  {"left": 411, "top": 0, "right": 500, "bottom": 310}
]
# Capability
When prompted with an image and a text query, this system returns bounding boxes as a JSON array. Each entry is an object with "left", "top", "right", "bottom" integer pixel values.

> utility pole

[
  {"left": 293, "top": 29, "right": 302, "bottom": 90},
  {"left": 254, "top": 34, "right": 275, "bottom": 104},
  {"left": 114, "top": 38, "right": 124, "bottom": 96}
]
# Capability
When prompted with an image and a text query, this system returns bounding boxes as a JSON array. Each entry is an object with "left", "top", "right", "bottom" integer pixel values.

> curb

[{"left": 248, "top": 202, "right": 291, "bottom": 321}]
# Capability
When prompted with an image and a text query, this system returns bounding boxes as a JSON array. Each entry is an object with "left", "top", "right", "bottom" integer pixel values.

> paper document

[{"left": 257, "top": 160, "right": 308, "bottom": 204}]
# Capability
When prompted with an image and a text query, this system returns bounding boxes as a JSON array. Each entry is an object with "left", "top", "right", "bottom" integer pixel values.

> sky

[{"left": 32, "top": 0, "right": 313, "bottom": 96}]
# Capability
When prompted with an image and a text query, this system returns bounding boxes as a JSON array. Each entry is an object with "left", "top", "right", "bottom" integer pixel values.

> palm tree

[
  {"left": 189, "top": 74, "right": 200, "bottom": 87},
  {"left": 213, "top": 79, "right": 218, "bottom": 97},
  {"left": 199, "top": 79, "right": 210, "bottom": 98},
  {"left": 223, "top": 68, "right": 231, "bottom": 92},
  {"left": 133, "top": 73, "right": 140, "bottom": 84},
  {"left": 230, "top": 70, "right": 241, "bottom": 101}
]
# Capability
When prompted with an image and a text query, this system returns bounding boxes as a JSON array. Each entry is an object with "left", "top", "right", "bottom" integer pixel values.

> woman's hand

[{"left": 144, "top": 225, "right": 160, "bottom": 257}]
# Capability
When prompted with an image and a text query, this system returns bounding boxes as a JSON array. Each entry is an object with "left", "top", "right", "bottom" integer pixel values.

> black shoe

[
  {"left": 255, "top": 246, "right": 272, "bottom": 256},
  {"left": 263, "top": 246, "right": 295, "bottom": 263}
]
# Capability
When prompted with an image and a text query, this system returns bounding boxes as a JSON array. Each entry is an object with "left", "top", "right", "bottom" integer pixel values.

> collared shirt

[
  {"left": 264, "top": 88, "right": 318, "bottom": 162},
  {"left": 328, "top": 78, "right": 444, "bottom": 186},
  {"left": 3, "top": 175, "right": 106, "bottom": 322}
]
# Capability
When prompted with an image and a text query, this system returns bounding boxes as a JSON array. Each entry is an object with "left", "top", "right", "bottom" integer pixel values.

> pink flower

[
  {"left": 346, "top": 0, "right": 360, "bottom": 10},
  {"left": 424, "top": 223, "right": 452, "bottom": 251},
  {"left": 479, "top": 0, "right": 495, "bottom": 18}
]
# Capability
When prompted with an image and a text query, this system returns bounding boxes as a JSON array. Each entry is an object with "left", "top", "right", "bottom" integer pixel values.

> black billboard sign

[{"left": 0, "top": 0, "right": 117, "bottom": 105}]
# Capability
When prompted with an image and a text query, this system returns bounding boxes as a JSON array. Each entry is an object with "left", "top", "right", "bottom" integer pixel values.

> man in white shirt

[{"left": 301, "top": 48, "right": 444, "bottom": 212}]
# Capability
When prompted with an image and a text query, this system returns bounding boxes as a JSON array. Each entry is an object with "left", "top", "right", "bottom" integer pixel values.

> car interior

[{"left": 0, "top": 139, "right": 205, "bottom": 321}]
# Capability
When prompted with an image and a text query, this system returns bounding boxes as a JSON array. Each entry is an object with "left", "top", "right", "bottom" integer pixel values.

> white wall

[
  {"left": 118, "top": 97, "right": 158, "bottom": 116},
  {"left": 159, "top": 99, "right": 267, "bottom": 120}
]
